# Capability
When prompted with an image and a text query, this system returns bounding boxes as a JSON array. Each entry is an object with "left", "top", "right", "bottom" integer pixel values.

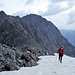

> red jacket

[{"left": 57, "top": 48, "right": 64, "bottom": 54}]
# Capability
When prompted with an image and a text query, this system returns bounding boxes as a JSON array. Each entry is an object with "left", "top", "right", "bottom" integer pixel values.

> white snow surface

[{"left": 0, "top": 53, "right": 75, "bottom": 75}]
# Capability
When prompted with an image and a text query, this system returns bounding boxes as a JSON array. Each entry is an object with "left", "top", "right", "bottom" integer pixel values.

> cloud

[
  {"left": 24, "top": 0, "right": 34, "bottom": 5},
  {"left": 12, "top": 10, "right": 27, "bottom": 17},
  {"left": 0, "top": 3, "right": 4, "bottom": 9},
  {"left": 67, "top": 10, "right": 75, "bottom": 24},
  {"left": 51, "top": 0, "right": 75, "bottom": 3},
  {"left": 67, "top": 0, "right": 75, "bottom": 9},
  {"left": 13, "top": 0, "right": 50, "bottom": 17},
  {"left": 0, "top": 3, "right": 4, "bottom": 11},
  {"left": 41, "top": 2, "right": 67, "bottom": 16},
  {"left": 51, "top": 0, "right": 65, "bottom": 3},
  {"left": 40, "top": 0, "right": 75, "bottom": 17},
  {"left": 0, "top": 3, "right": 4, "bottom": 6}
]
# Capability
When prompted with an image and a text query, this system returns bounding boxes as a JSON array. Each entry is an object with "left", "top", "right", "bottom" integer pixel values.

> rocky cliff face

[{"left": 0, "top": 11, "right": 75, "bottom": 57}]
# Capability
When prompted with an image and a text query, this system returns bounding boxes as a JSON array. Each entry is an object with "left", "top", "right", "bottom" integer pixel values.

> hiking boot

[{"left": 60, "top": 60, "right": 62, "bottom": 63}]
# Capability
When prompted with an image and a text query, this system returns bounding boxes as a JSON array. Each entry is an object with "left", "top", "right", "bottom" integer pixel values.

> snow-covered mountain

[
  {"left": 60, "top": 30, "right": 75, "bottom": 46},
  {"left": 0, "top": 54, "right": 75, "bottom": 75}
]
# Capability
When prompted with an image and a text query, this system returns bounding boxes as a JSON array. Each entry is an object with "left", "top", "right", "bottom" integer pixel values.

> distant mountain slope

[
  {"left": 0, "top": 11, "right": 75, "bottom": 57},
  {"left": 60, "top": 30, "right": 75, "bottom": 46}
]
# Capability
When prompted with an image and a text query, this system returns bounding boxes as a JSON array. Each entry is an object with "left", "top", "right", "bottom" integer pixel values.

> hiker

[{"left": 57, "top": 47, "right": 64, "bottom": 63}]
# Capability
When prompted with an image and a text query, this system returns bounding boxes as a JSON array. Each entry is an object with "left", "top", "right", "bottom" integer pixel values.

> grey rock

[{"left": 0, "top": 44, "right": 38, "bottom": 71}]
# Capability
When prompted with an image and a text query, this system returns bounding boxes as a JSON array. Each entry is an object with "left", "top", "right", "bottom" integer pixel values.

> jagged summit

[
  {"left": 0, "top": 11, "right": 7, "bottom": 17},
  {"left": 22, "top": 14, "right": 49, "bottom": 22},
  {"left": 23, "top": 14, "right": 42, "bottom": 17},
  {"left": 0, "top": 11, "right": 8, "bottom": 22},
  {"left": 0, "top": 11, "right": 6, "bottom": 14}
]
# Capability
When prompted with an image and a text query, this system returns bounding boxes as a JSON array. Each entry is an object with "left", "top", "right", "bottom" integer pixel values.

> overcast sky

[{"left": 0, "top": 0, "right": 75, "bottom": 30}]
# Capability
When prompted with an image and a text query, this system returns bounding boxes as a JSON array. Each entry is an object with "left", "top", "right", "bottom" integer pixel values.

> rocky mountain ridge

[{"left": 0, "top": 11, "right": 75, "bottom": 57}]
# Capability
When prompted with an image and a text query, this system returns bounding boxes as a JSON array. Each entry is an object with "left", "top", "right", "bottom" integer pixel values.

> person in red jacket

[{"left": 57, "top": 47, "right": 64, "bottom": 63}]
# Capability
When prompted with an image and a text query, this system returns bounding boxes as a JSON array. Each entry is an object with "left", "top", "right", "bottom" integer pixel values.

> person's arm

[{"left": 57, "top": 49, "right": 59, "bottom": 53}]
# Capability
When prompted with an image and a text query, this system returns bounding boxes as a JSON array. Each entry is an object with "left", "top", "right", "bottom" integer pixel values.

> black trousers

[{"left": 59, "top": 53, "right": 63, "bottom": 61}]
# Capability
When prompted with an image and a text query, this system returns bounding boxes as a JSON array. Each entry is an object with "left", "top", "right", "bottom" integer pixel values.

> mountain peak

[
  {"left": 0, "top": 11, "right": 8, "bottom": 21},
  {"left": 22, "top": 14, "right": 42, "bottom": 19},
  {"left": 0, "top": 11, "right": 6, "bottom": 16},
  {"left": 22, "top": 14, "right": 48, "bottom": 24}
]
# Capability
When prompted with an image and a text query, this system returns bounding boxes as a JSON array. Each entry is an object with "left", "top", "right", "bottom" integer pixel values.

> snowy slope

[{"left": 0, "top": 53, "right": 75, "bottom": 75}]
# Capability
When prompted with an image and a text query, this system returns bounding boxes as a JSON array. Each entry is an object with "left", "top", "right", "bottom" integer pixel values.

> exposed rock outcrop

[{"left": 0, "top": 44, "right": 38, "bottom": 72}]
